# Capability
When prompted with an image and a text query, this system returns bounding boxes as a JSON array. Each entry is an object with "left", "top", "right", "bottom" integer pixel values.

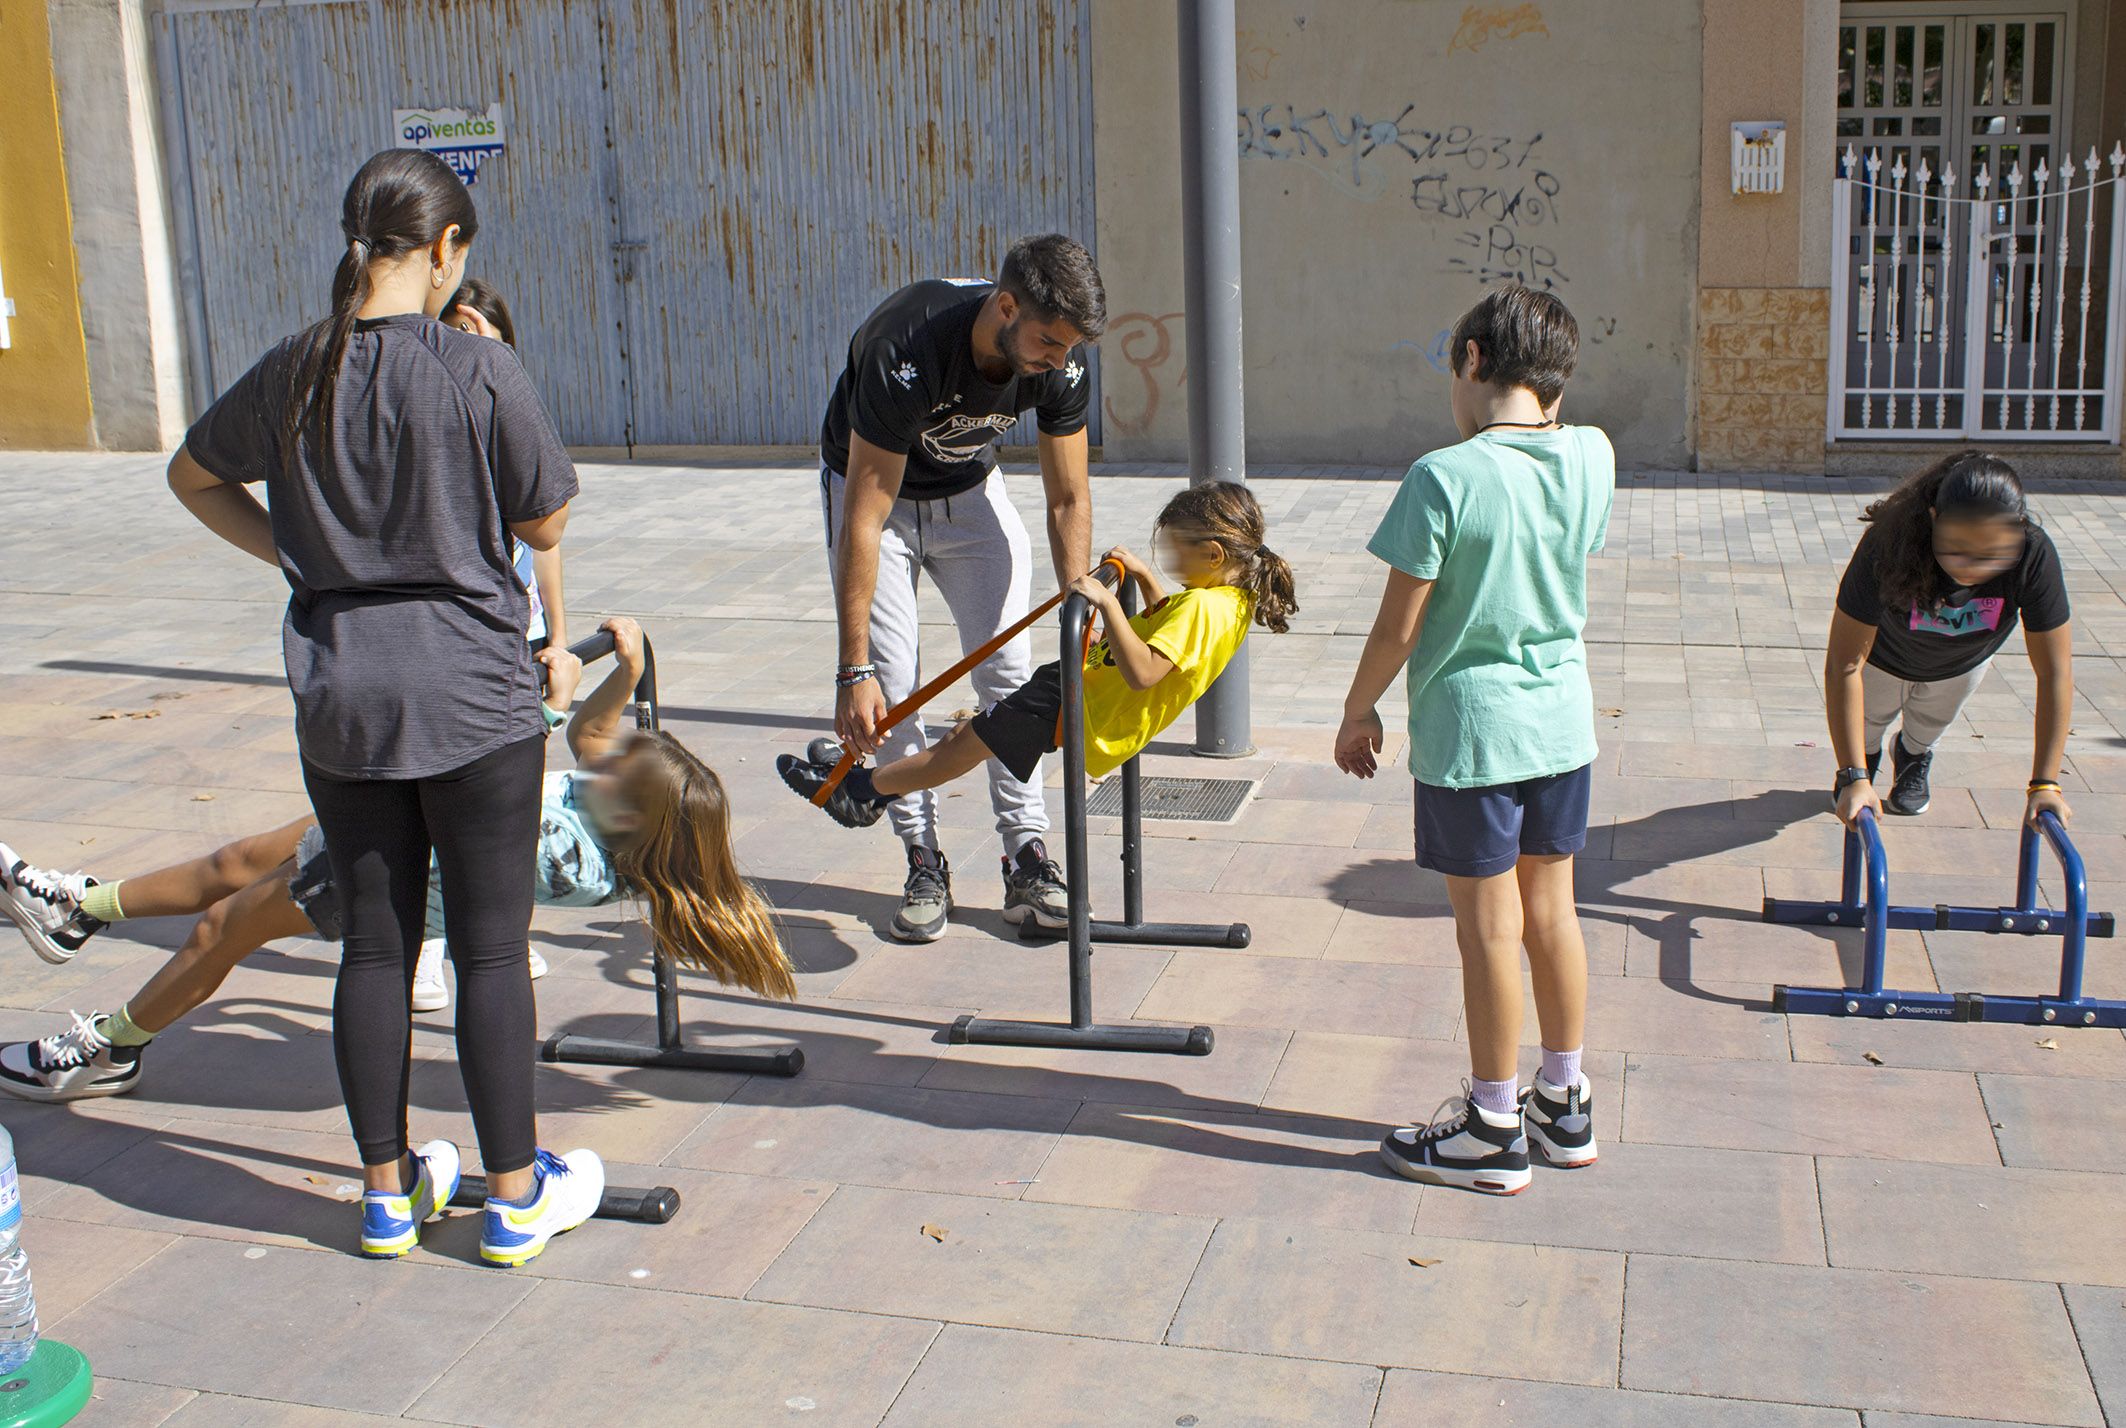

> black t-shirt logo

[{"left": 921, "top": 411, "right": 1018, "bottom": 465}]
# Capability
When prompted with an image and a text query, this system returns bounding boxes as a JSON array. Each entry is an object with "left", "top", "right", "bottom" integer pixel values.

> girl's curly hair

[{"left": 1861, "top": 450, "right": 2029, "bottom": 613}]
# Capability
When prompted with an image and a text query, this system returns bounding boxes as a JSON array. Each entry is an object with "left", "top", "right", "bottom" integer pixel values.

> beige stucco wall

[
  {"left": 1092, "top": 0, "right": 1704, "bottom": 469},
  {"left": 1697, "top": 0, "right": 1837, "bottom": 291}
]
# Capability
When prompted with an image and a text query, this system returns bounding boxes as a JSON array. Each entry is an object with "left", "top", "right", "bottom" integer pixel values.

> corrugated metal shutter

[{"left": 155, "top": 0, "right": 1098, "bottom": 448}]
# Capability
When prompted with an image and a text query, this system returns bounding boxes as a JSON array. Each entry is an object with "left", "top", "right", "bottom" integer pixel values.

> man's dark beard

[{"left": 995, "top": 318, "right": 1042, "bottom": 378}]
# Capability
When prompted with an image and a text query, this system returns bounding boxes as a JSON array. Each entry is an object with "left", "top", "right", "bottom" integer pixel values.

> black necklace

[{"left": 1477, "top": 419, "right": 1561, "bottom": 432}]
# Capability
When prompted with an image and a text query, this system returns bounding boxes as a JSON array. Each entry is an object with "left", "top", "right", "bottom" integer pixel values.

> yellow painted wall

[{"left": 0, "top": 0, "right": 95, "bottom": 450}]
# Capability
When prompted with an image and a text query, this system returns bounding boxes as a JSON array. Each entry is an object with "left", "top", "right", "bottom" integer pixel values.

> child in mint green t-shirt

[{"left": 1335, "top": 285, "right": 1613, "bottom": 1198}]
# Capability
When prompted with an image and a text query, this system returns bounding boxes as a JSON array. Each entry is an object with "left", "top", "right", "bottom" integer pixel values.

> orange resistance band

[{"left": 812, "top": 558, "right": 1125, "bottom": 806}]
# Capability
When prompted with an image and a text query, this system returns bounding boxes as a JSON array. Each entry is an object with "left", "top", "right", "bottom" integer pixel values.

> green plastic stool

[{"left": 0, "top": 1342, "right": 91, "bottom": 1427}]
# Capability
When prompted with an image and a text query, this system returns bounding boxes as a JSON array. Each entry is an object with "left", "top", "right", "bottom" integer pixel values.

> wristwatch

[{"left": 1833, "top": 766, "right": 1871, "bottom": 792}]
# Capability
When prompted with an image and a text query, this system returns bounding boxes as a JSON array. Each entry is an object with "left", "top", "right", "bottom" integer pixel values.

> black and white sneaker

[
  {"left": 0, "top": 841, "right": 105, "bottom": 965},
  {"left": 1378, "top": 1084, "right": 1531, "bottom": 1195},
  {"left": 1520, "top": 1073, "right": 1598, "bottom": 1168},
  {"left": 0, "top": 1012, "right": 144, "bottom": 1101},
  {"left": 1001, "top": 839, "right": 1069, "bottom": 930},
  {"left": 1886, "top": 738, "right": 1933, "bottom": 816},
  {"left": 892, "top": 845, "right": 953, "bottom": 943},
  {"left": 777, "top": 754, "right": 887, "bottom": 829}
]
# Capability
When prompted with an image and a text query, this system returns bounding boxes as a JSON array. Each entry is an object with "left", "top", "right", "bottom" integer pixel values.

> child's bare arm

[
  {"left": 1103, "top": 545, "right": 1166, "bottom": 607},
  {"left": 1072, "top": 575, "right": 1175, "bottom": 691},
  {"left": 1336, "top": 569, "right": 1434, "bottom": 778},
  {"left": 533, "top": 547, "right": 567, "bottom": 648},
  {"left": 567, "top": 617, "right": 648, "bottom": 763}
]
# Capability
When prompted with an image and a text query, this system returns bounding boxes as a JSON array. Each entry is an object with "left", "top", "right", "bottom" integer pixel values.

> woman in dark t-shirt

[
  {"left": 164, "top": 150, "right": 603, "bottom": 1268},
  {"left": 1824, "top": 451, "right": 2074, "bottom": 827}
]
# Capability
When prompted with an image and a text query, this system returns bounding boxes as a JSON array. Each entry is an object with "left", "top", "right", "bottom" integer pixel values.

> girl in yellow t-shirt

[{"left": 780, "top": 481, "right": 1295, "bottom": 848}]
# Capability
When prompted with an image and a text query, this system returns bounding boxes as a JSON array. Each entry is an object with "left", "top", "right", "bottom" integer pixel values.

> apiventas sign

[{"left": 393, "top": 104, "right": 506, "bottom": 185}]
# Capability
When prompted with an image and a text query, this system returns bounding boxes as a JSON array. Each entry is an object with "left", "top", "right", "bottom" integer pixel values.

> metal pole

[
  {"left": 1061, "top": 596, "right": 1096, "bottom": 1031},
  {"left": 1178, "top": 0, "right": 1251, "bottom": 758}
]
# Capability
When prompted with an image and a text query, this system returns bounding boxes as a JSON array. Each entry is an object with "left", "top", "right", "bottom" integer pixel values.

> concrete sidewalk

[{"left": 0, "top": 453, "right": 2121, "bottom": 1426}]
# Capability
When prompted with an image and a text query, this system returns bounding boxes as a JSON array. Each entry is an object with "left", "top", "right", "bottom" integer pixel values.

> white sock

[
  {"left": 1541, "top": 1047, "right": 1583, "bottom": 1089},
  {"left": 1470, "top": 1075, "right": 1519, "bottom": 1116}
]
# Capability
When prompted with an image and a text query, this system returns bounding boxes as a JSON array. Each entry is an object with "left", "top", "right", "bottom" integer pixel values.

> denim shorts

[
  {"left": 1412, "top": 762, "right": 1593, "bottom": 879},
  {"left": 286, "top": 823, "right": 342, "bottom": 940}
]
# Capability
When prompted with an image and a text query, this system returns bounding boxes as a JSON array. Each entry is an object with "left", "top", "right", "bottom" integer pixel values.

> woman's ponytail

[
  {"left": 1151, "top": 480, "right": 1299, "bottom": 634},
  {"left": 280, "top": 150, "right": 480, "bottom": 473}
]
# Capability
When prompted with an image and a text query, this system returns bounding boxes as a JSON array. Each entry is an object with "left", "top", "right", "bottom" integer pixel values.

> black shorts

[
  {"left": 968, "top": 661, "right": 1064, "bottom": 782},
  {"left": 1412, "top": 763, "right": 1593, "bottom": 879}
]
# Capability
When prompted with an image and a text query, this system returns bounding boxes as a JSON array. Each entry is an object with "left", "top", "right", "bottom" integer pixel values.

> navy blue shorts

[{"left": 1412, "top": 763, "right": 1593, "bottom": 879}]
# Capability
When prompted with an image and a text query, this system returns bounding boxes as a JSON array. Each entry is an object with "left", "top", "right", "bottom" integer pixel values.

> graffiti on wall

[
  {"left": 1447, "top": 4, "right": 1549, "bottom": 55},
  {"left": 1239, "top": 107, "right": 1571, "bottom": 289},
  {"left": 1101, "top": 311, "right": 1186, "bottom": 438}
]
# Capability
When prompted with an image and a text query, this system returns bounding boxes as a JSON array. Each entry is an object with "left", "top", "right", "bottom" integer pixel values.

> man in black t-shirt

[{"left": 818, "top": 235, "right": 1105, "bottom": 942}]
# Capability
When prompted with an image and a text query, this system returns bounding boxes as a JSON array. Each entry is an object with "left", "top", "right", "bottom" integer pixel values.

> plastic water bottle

[{"left": 0, "top": 1122, "right": 38, "bottom": 1374}]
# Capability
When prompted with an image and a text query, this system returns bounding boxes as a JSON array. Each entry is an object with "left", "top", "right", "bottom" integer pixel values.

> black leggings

[{"left": 304, "top": 735, "right": 545, "bottom": 1174}]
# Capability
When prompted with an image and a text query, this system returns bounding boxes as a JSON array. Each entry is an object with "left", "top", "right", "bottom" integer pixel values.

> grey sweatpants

[
  {"left": 822, "top": 468, "right": 1048, "bottom": 855},
  {"left": 1862, "top": 660, "right": 1992, "bottom": 755}
]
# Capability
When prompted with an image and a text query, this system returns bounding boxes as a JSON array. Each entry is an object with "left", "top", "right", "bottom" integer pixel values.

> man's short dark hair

[
  {"left": 1449, "top": 286, "right": 1578, "bottom": 405},
  {"left": 998, "top": 234, "right": 1108, "bottom": 341}
]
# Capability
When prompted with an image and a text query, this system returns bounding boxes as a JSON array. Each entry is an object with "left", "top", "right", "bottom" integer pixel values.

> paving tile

[
  {"left": 74, "top": 1378, "right": 196, "bottom": 1427},
  {"left": 1024, "top": 1101, "right": 1413, "bottom": 1233},
  {"left": 40, "top": 1118, "right": 374, "bottom": 1254},
  {"left": 1214, "top": 842, "right": 1449, "bottom": 905},
  {"left": 414, "top": 1278, "right": 936, "bottom": 1427},
  {"left": 917, "top": 1021, "right": 1292, "bottom": 1112},
  {"left": 0, "top": 1095, "right": 171, "bottom": 1212},
  {"left": 1325, "top": 898, "right": 1627, "bottom": 976},
  {"left": 1788, "top": 1014, "right": 2126, "bottom": 1079},
  {"left": 1980, "top": 1072, "right": 2126, "bottom": 1172},
  {"left": 1861, "top": 1415, "right": 2062, "bottom": 1428},
  {"left": 1820, "top": 1156, "right": 2126, "bottom": 1285},
  {"left": 159, "top": 1398, "right": 407, "bottom": 1426},
  {"left": 825, "top": 937, "right": 1168, "bottom": 1020},
  {"left": 749, "top": 1184, "right": 1212, "bottom": 1340},
  {"left": 15, "top": 1217, "right": 176, "bottom": 1326},
  {"left": 1488, "top": 974, "right": 1791, "bottom": 1061},
  {"left": 1168, "top": 1219, "right": 1623, "bottom": 1384},
  {"left": 881, "top": 1324, "right": 1383, "bottom": 1427},
  {"left": 1135, "top": 951, "right": 1464, "bottom": 1040},
  {"left": 1622, "top": 1254, "right": 2100, "bottom": 1424},
  {"left": 1622, "top": 1055, "right": 2000, "bottom": 1164},
  {"left": 1626, "top": 915, "right": 1936, "bottom": 991},
  {"left": 657, "top": 989, "right": 976, "bottom": 1088},
  {"left": 58, "top": 1238, "right": 531, "bottom": 1416},
  {"left": 1375, "top": 1370, "right": 1858, "bottom": 1427},
  {"left": 2062, "top": 1284, "right": 2126, "bottom": 1427},
  {"left": 668, "top": 1077, "right": 1074, "bottom": 1197},
  {"left": 1416, "top": 1141, "right": 1823, "bottom": 1265}
]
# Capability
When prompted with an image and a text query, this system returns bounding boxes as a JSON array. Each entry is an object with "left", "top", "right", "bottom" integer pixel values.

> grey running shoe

[
  {"left": 1886, "top": 738, "right": 1933, "bottom": 816},
  {"left": 777, "top": 754, "right": 887, "bottom": 829},
  {"left": 1001, "top": 839, "right": 1068, "bottom": 930},
  {"left": 892, "top": 846, "right": 953, "bottom": 943}
]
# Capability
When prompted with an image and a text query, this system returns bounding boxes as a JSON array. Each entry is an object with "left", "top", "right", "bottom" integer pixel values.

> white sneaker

[
  {"left": 411, "top": 938, "right": 450, "bottom": 1013},
  {"left": 0, "top": 1012, "right": 145, "bottom": 1101},
  {"left": 479, "top": 1147, "right": 604, "bottom": 1267},
  {"left": 527, "top": 947, "right": 548, "bottom": 980},
  {"left": 0, "top": 842, "right": 102, "bottom": 965},
  {"left": 359, "top": 1138, "right": 462, "bottom": 1259}
]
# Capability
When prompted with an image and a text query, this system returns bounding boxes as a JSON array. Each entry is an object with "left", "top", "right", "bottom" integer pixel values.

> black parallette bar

[
  {"left": 541, "top": 1033, "right": 803, "bottom": 1078},
  {"left": 1016, "top": 918, "right": 1252, "bottom": 949},
  {"left": 451, "top": 1175, "right": 682, "bottom": 1224},
  {"left": 948, "top": 1015, "right": 1214, "bottom": 1055}
]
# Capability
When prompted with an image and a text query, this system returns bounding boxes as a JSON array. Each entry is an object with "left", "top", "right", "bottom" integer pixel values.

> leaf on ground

[
  {"left": 1598, "top": 708, "right": 1625, "bottom": 717},
  {"left": 1862, "top": 1051, "right": 1884, "bottom": 1065},
  {"left": 2036, "top": 1037, "right": 2061, "bottom": 1050},
  {"left": 920, "top": 1224, "right": 948, "bottom": 1242},
  {"left": 302, "top": 1174, "right": 328, "bottom": 1185},
  {"left": 1794, "top": 740, "right": 1817, "bottom": 748},
  {"left": 191, "top": 793, "right": 216, "bottom": 802},
  {"left": 1407, "top": 1256, "right": 1441, "bottom": 1268},
  {"left": 92, "top": 709, "right": 160, "bottom": 721}
]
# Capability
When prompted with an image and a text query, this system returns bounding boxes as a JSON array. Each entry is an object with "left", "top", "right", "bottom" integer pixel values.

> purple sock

[
  {"left": 1469, "top": 1075, "right": 1518, "bottom": 1116},
  {"left": 1541, "top": 1046, "right": 1583, "bottom": 1090}
]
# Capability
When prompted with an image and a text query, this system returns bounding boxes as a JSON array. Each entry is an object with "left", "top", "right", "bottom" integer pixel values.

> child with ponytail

[{"left": 780, "top": 480, "right": 1294, "bottom": 930}]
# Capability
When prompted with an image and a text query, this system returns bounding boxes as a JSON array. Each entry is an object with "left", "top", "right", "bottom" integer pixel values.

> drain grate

[{"left": 1087, "top": 775, "right": 1256, "bottom": 823}]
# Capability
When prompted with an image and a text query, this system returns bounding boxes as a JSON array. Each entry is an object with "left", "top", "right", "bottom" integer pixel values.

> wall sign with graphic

[{"left": 393, "top": 104, "right": 505, "bottom": 185}]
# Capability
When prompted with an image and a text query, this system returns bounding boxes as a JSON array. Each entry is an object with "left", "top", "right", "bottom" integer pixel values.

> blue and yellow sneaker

[
  {"left": 479, "top": 1147, "right": 605, "bottom": 1268},
  {"left": 359, "top": 1138, "right": 461, "bottom": 1259}
]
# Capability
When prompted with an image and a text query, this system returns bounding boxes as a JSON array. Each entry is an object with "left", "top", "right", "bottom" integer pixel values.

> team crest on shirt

[
  {"left": 892, "top": 361, "right": 919, "bottom": 388},
  {"left": 921, "top": 412, "right": 1018, "bottom": 463},
  {"left": 1062, "top": 359, "right": 1084, "bottom": 386}
]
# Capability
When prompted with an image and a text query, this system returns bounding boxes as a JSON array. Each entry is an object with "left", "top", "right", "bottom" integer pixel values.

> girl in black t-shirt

[{"left": 1825, "top": 451, "right": 2074, "bottom": 827}]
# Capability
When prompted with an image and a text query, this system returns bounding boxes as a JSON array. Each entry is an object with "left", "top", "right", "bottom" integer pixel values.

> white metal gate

[{"left": 1830, "top": 142, "right": 2126, "bottom": 440}]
